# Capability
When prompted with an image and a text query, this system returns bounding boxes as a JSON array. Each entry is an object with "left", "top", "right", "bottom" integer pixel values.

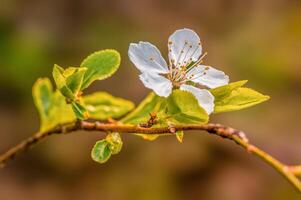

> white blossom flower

[{"left": 128, "top": 28, "right": 229, "bottom": 114}]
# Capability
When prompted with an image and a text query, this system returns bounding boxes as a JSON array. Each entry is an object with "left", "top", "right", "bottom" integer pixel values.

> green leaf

[
  {"left": 135, "top": 134, "right": 160, "bottom": 141},
  {"left": 71, "top": 102, "right": 89, "bottom": 120},
  {"left": 166, "top": 90, "right": 209, "bottom": 124},
  {"left": 33, "top": 78, "right": 75, "bottom": 133},
  {"left": 51, "top": 91, "right": 76, "bottom": 124},
  {"left": 210, "top": 80, "right": 248, "bottom": 101},
  {"left": 33, "top": 78, "right": 53, "bottom": 129},
  {"left": 84, "top": 92, "right": 134, "bottom": 120},
  {"left": 91, "top": 140, "right": 112, "bottom": 164},
  {"left": 52, "top": 65, "right": 75, "bottom": 100},
  {"left": 106, "top": 132, "right": 123, "bottom": 155},
  {"left": 52, "top": 65, "right": 87, "bottom": 101},
  {"left": 175, "top": 131, "right": 184, "bottom": 143},
  {"left": 210, "top": 81, "right": 270, "bottom": 113},
  {"left": 65, "top": 67, "right": 87, "bottom": 95},
  {"left": 121, "top": 92, "right": 165, "bottom": 125},
  {"left": 80, "top": 49, "right": 121, "bottom": 90},
  {"left": 122, "top": 91, "right": 208, "bottom": 141},
  {"left": 121, "top": 92, "right": 166, "bottom": 141},
  {"left": 91, "top": 132, "right": 123, "bottom": 164},
  {"left": 214, "top": 87, "right": 270, "bottom": 113}
]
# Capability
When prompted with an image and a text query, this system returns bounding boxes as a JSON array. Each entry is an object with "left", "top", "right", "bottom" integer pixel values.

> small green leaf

[
  {"left": 84, "top": 92, "right": 134, "bottom": 120},
  {"left": 33, "top": 78, "right": 75, "bottom": 133},
  {"left": 134, "top": 134, "right": 160, "bottom": 141},
  {"left": 91, "top": 132, "right": 122, "bottom": 164},
  {"left": 175, "top": 131, "right": 184, "bottom": 143},
  {"left": 53, "top": 65, "right": 87, "bottom": 101},
  {"left": 52, "top": 65, "right": 75, "bottom": 100},
  {"left": 91, "top": 140, "right": 112, "bottom": 164},
  {"left": 106, "top": 132, "right": 123, "bottom": 155},
  {"left": 80, "top": 49, "right": 121, "bottom": 90},
  {"left": 121, "top": 92, "right": 165, "bottom": 125},
  {"left": 65, "top": 67, "right": 87, "bottom": 95},
  {"left": 214, "top": 87, "right": 270, "bottom": 113},
  {"left": 122, "top": 91, "right": 208, "bottom": 141},
  {"left": 52, "top": 91, "right": 76, "bottom": 125},
  {"left": 210, "top": 80, "right": 248, "bottom": 102},
  {"left": 210, "top": 81, "right": 269, "bottom": 113},
  {"left": 71, "top": 102, "right": 89, "bottom": 120},
  {"left": 167, "top": 90, "right": 209, "bottom": 124},
  {"left": 33, "top": 78, "right": 53, "bottom": 132},
  {"left": 33, "top": 78, "right": 53, "bottom": 116},
  {"left": 121, "top": 92, "right": 166, "bottom": 141}
]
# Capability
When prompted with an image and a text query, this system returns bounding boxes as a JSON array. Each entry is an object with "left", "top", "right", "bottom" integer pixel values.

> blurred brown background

[{"left": 1, "top": 0, "right": 301, "bottom": 199}]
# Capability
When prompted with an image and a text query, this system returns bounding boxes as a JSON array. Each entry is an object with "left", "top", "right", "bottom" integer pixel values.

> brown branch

[{"left": 0, "top": 121, "right": 300, "bottom": 192}]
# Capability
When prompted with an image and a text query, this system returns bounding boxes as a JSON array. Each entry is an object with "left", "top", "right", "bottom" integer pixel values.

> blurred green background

[{"left": 1, "top": 0, "right": 301, "bottom": 199}]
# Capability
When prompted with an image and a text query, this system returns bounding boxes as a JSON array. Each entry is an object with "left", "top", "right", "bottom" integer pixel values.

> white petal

[
  {"left": 128, "top": 42, "right": 169, "bottom": 74},
  {"left": 139, "top": 72, "right": 172, "bottom": 97},
  {"left": 168, "top": 28, "right": 202, "bottom": 68},
  {"left": 180, "top": 84, "right": 214, "bottom": 114},
  {"left": 186, "top": 65, "right": 229, "bottom": 88}
]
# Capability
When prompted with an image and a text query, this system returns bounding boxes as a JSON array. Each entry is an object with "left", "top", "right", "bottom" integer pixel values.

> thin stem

[
  {"left": 289, "top": 166, "right": 301, "bottom": 177},
  {"left": 230, "top": 135, "right": 301, "bottom": 192},
  {"left": 0, "top": 121, "right": 300, "bottom": 192}
]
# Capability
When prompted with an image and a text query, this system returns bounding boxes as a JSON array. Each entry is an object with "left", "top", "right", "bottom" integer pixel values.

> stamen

[
  {"left": 185, "top": 52, "right": 208, "bottom": 75},
  {"left": 168, "top": 48, "right": 173, "bottom": 74},
  {"left": 172, "top": 67, "right": 186, "bottom": 82},
  {"left": 186, "top": 66, "right": 210, "bottom": 81},
  {"left": 187, "top": 44, "right": 201, "bottom": 65},
  {"left": 181, "top": 44, "right": 192, "bottom": 65},
  {"left": 173, "top": 67, "right": 187, "bottom": 82},
  {"left": 175, "top": 40, "right": 188, "bottom": 67},
  {"left": 169, "top": 41, "right": 205, "bottom": 85},
  {"left": 188, "top": 72, "right": 206, "bottom": 81},
  {"left": 168, "top": 41, "right": 175, "bottom": 74}
]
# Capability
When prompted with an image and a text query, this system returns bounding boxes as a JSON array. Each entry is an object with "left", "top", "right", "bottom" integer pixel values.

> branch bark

[{"left": 0, "top": 121, "right": 300, "bottom": 192}]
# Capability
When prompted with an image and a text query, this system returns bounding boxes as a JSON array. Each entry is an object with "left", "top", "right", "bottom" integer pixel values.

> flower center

[{"left": 167, "top": 52, "right": 208, "bottom": 87}]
